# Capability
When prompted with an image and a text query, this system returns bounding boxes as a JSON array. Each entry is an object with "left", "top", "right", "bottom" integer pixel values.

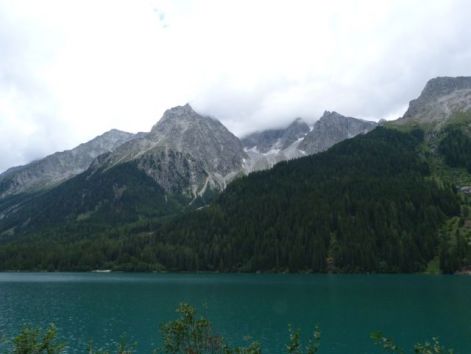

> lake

[{"left": 0, "top": 273, "right": 470, "bottom": 353}]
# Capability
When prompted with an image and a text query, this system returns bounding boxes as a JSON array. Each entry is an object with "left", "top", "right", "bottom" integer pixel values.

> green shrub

[
  {"left": 8, "top": 324, "right": 64, "bottom": 354},
  {"left": 371, "top": 331, "right": 454, "bottom": 353},
  {"left": 156, "top": 303, "right": 261, "bottom": 354},
  {"left": 3, "top": 304, "right": 456, "bottom": 353}
]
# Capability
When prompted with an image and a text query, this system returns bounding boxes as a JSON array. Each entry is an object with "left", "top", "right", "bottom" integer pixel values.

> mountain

[
  {"left": 0, "top": 105, "right": 376, "bottom": 201},
  {"left": 298, "top": 111, "right": 377, "bottom": 154},
  {"left": 0, "top": 127, "right": 461, "bottom": 272},
  {"left": 149, "top": 127, "right": 459, "bottom": 273},
  {"left": 2, "top": 76, "right": 471, "bottom": 273},
  {"left": 398, "top": 76, "right": 471, "bottom": 128},
  {"left": 0, "top": 129, "right": 136, "bottom": 198},
  {"left": 0, "top": 104, "right": 248, "bottom": 236},
  {"left": 241, "top": 112, "right": 376, "bottom": 172},
  {"left": 94, "top": 104, "right": 247, "bottom": 196},
  {"left": 0, "top": 105, "right": 379, "bottom": 240},
  {"left": 241, "top": 118, "right": 311, "bottom": 171},
  {"left": 241, "top": 117, "right": 310, "bottom": 153}
]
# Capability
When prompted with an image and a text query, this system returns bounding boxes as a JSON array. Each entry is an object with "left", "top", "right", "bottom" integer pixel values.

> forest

[{"left": 1, "top": 127, "right": 469, "bottom": 273}]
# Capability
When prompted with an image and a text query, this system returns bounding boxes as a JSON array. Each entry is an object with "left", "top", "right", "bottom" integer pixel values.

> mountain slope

[
  {"left": 397, "top": 76, "right": 471, "bottom": 128},
  {"left": 0, "top": 105, "right": 377, "bottom": 204},
  {"left": 241, "top": 117, "right": 310, "bottom": 153},
  {"left": 0, "top": 104, "right": 247, "bottom": 237},
  {"left": 299, "top": 111, "right": 377, "bottom": 154},
  {"left": 241, "top": 118, "right": 310, "bottom": 171},
  {"left": 0, "top": 127, "right": 460, "bottom": 272},
  {"left": 0, "top": 129, "right": 136, "bottom": 198},
  {"left": 149, "top": 127, "right": 458, "bottom": 273},
  {"left": 0, "top": 161, "right": 188, "bottom": 239},
  {"left": 1, "top": 77, "right": 471, "bottom": 273},
  {"left": 151, "top": 104, "right": 246, "bottom": 175},
  {"left": 96, "top": 104, "right": 247, "bottom": 195},
  {"left": 241, "top": 112, "right": 376, "bottom": 172}
]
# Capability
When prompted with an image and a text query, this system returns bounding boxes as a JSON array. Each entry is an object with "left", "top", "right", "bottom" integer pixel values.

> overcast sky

[{"left": 1, "top": 0, "right": 471, "bottom": 172}]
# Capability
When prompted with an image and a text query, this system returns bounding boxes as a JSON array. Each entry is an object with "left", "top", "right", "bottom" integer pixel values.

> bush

[
  {"left": 8, "top": 324, "right": 64, "bottom": 354},
  {"left": 3, "top": 304, "right": 456, "bottom": 353},
  {"left": 371, "top": 331, "right": 454, "bottom": 354}
]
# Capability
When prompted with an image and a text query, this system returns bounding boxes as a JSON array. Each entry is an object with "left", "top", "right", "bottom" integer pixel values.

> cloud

[
  {"left": 0, "top": 5, "right": 74, "bottom": 171},
  {"left": 0, "top": 0, "right": 471, "bottom": 171}
]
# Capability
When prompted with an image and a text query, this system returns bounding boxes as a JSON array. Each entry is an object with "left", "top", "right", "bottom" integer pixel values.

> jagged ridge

[
  {"left": 399, "top": 76, "right": 471, "bottom": 126},
  {"left": 299, "top": 111, "right": 377, "bottom": 154},
  {"left": 0, "top": 129, "right": 136, "bottom": 198}
]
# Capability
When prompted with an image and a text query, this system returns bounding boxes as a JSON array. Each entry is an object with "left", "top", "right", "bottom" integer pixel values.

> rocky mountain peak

[
  {"left": 401, "top": 76, "right": 471, "bottom": 125},
  {"left": 86, "top": 129, "right": 135, "bottom": 149},
  {"left": 106, "top": 128, "right": 132, "bottom": 136},
  {"left": 153, "top": 103, "right": 200, "bottom": 126},
  {"left": 282, "top": 118, "right": 310, "bottom": 145},
  {"left": 286, "top": 117, "right": 309, "bottom": 131},
  {"left": 419, "top": 77, "right": 471, "bottom": 100},
  {"left": 147, "top": 104, "right": 246, "bottom": 175},
  {"left": 299, "top": 111, "right": 377, "bottom": 154},
  {"left": 291, "top": 117, "right": 307, "bottom": 125},
  {"left": 90, "top": 104, "right": 247, "bottom": 197},
  {"left": 319, "top": 111, "right": 347, "bottom": 121},
  {"left": 0, "top": 129, "right": 136, "bottom": 198},
  {"left": 150, "top": 103, "right": 218, "bottom": 135},
  {"left": 241, "top": 117, "right": 310, "bottom": 154}
]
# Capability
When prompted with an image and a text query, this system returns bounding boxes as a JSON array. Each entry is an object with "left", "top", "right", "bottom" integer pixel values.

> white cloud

[{"left": 1, "top": 0, "right": 471, "bottom": 171}]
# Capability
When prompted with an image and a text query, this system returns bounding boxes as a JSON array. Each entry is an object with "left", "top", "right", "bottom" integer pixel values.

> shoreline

[{"left": 0, "top": 269, "right": 468, "bottom": 276}]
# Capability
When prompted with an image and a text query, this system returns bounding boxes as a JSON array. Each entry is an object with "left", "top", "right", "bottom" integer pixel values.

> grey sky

[{"left": 1, "top": 0, "right": 471, "bottom": 173}]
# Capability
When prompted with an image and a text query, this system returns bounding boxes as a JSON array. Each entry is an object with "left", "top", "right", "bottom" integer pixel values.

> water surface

[{"left": 0, "top": 273, "right": 470, "bottom": 353}]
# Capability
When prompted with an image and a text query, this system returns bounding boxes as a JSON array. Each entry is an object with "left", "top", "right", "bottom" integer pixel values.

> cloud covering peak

[{"left": 1, "top": 0, "right": 471, "bottom": 172}]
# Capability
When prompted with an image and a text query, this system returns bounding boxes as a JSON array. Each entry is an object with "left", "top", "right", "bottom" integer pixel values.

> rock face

[
  {"left": 298, "top": 111, "right": 377, "bottom": 154},
  {"left": 150, "top": 104, "right": 246, "bottom": 176},
  {"left": 0, "top": 103, "right": 376, "bottom": 206},
  {"left": 399, "top": 76, "right": 471, "bottom": 126},
  {"left": 0, "top": 104, "right": 250, "bottom": 235},
  {"left": 0, "top": 103, "right": 379, "bottom": 236},
  {"left": 241, "top": 118, "right": 311, "bottom": 171},
  {"left": 241, "top": 113, "right": 376, "bottom": 171},
  {"left": 0, "top": 103, "right": 378, "bottom": 202},
  {"left": 241, "top": 118, "right": 310, "bottom": 153},
  {"left": 0, "top": 129, "right": 136, "bottom": 198},
  {"left": 93, "top": 104, "right": 247, "bottom": 197}
]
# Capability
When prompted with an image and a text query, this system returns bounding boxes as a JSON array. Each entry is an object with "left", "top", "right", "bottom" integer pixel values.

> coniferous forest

[{"left": 1, "top": 127, "right": 469, "bottom": 273}]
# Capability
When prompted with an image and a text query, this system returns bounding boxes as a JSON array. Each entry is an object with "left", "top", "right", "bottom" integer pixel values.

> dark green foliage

[
  {"left": 5, "top": 324, "right": 64, "bottom": 354},
  {"left": 0, "top": 128, "right": 461, "bottom": 272},
  {"left": 438, "top": 127, "right": 471, "bottom": 171},
  {"left": 86, "top": 337, "right": 136, "bottom": 354},
  {"left": 1, "top": 304, "right": 317, "bottom": 354},
  {"left": 158, "top": 303, "right": 228, "bottom": 353},
  {"left": 285, "top": 326, "right": 320, "bottom": 354},
  {"left": 157, "top": 303, "right": 261, "bottom": 354},
  {"left": 439, "top": 222, "right": 471, "bottom": 274},
  {"left": 370, "top": 332, "right": 404, "bottom": 353},
  {"left": 2, "top": 305, "right": 456, "bottom": 353},
  {"left": 0, "top": 162, "right": 187, "bottom": 240},
  {"left": 150, "top": 128, "right": 459, "bottom": 273}
]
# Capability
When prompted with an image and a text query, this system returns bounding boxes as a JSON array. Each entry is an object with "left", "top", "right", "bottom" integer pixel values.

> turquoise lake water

[{"left": 0, "top": 273, "right": 470, "bottom": 353}]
